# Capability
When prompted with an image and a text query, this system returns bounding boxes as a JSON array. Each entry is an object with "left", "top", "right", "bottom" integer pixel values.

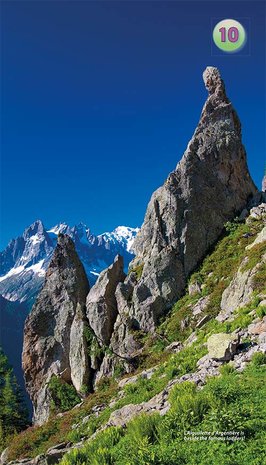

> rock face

[
  {"left": 217, "top": 249, "right": 266, "bottom": 323},
  {"left": 22, "top": 234, "right": 90, "bottom": 425},
  {"left": 111, "top": 66, "right": 257, "bottom": 337},
  {"left": 86, "top": 255, "right": 126, "bottom": 346}
]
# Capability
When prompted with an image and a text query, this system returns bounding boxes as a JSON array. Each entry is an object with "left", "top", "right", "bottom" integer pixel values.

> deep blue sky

[{"left": 1, "top": 1, "right": 265, "bottom": 249}]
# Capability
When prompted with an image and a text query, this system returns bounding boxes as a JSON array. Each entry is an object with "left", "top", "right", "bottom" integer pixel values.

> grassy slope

[
  {"left": 61, "top": 358, "right": 266, "bottom": 465},
  {"left": 6, "top": 216, "right": 266, "bottom": 462}
]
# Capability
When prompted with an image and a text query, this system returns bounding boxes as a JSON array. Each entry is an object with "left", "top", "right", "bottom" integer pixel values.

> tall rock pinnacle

[
  {"left": 110, "top": 66, "right": 257, "bottom": 337},
  {"left": 22, "top": 234, "right": 90, "bottom": 425}
]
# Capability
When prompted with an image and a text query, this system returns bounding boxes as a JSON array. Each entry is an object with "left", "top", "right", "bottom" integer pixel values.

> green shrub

[
  {"left": 165, "top": 345, "right": 207, "bottom": 380},
  {"left": 168, "top": 382, "right": 210, "bottom": 429},
  {"left": 61, "top": 426, "right": 123, "bottom": 465},
  {"left": 48, "top": 377, "right": 80, "bottom": 412},
  {"left": 0, "top": 348, "right": 29, "bottom": 452},
  {"left": 121, "top": 374, "right": 167, "bottom": 406},
  {"left": 219, "top": 363, "right": 236, "bottom": 375}
]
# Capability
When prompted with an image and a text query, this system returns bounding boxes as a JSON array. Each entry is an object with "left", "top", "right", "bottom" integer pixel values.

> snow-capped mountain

[{"left": 0, "top": 220, "right": 139, "bottom": 304}]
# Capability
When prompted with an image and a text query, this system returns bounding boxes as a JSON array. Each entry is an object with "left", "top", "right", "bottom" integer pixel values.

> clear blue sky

[{"left": 1, "top": 1, "right": 265, "bottom": 249}]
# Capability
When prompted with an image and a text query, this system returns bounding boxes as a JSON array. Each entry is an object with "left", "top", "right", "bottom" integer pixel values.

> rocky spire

[
  {"left": 86, "top": 255, "right": 126, "bottom": 347},
  {"left": 22, "top": 234, "right": 90, "bottom": 425},
  {"left": 202, "top": 66, "right": 226, "bottom": 98},
  {"left": 111, "top": 66, "right": 257, "bottom": 336}
]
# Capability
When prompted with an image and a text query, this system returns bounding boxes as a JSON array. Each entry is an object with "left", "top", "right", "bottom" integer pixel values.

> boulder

[
  {"left": 218, "top": 253, "right": 266, "bottom": 322},
  {"left": 192, "top": 296, "right": 210, "bottom": 316},
  {"left": 248, "top": 317, "right": 266, "bottom": 335},
  {"left": 196, "top": 314, "right": 211, "bottom": 328},
  {"left": 188, "top": 281, "right": 201, "bottom": 296},
  {"left": 246, "top": 225, "right": 266, "bottom": 250},
  {"left": 248, "top": 203, "right": 266, "bottom": 220},
  {"left": 165, "top": 341, "right": 183, "bottom": 353},
  {"left": 207, "top": 333, "right": 239, "bottom": 361}
]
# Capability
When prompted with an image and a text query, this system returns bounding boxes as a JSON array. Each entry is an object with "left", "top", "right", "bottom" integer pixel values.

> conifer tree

[{"left": 0, "top": 347, "right": 28, "bottom": 451}]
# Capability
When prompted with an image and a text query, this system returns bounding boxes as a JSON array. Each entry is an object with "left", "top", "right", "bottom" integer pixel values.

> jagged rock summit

[{"left": 22, "top": 234, "right": 90, "bottom": 425}]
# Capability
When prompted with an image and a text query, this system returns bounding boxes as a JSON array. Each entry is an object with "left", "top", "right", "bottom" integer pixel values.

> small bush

[
  {"left": 165, "top": 345, "right": 207, "bottom": 380},
  {"left": 48, "top": 377, "right": 80, "bottom": 412},
  {"left": 219, "top": 363, "right": 236, "bottom": 375}
]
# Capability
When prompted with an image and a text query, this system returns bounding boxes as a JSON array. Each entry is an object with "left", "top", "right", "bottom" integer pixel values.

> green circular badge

[{"left": 213, "top": 19, "right": 246, "bottom": 53}]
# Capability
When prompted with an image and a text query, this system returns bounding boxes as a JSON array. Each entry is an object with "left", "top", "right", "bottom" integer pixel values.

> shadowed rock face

[
  {"left": 22, "top": 234, "right": 90, "bottom": 425},
  {"left": 112, "top": 66, "right": 257, "bottom": 335}
]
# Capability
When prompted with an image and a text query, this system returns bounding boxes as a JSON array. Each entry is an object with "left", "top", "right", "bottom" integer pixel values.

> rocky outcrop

[
  {"left": 110, "top": 66, "right": 256, "bottom": 338},
  {"left": 86, "top": 255, "right": 126, "bottom": 346},
  {"left": 69, "top": 308, "right": 91, "bottom": 394},
  {"left": 246, "top": 226, "right": 266, "bottom": 250},
  {"left": 207, "top": 333, "right": 239, "bottom": 361},
  {"left": 22, "top": 234, "right": 90, "bottom": 425},
  {"left": 217, "top": 254, "right": 266, "bottom": 323}
]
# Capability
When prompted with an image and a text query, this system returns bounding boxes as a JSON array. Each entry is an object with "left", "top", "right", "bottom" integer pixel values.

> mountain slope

[{"left": 4, "top": 202, "right": 266, "bottom": 465}]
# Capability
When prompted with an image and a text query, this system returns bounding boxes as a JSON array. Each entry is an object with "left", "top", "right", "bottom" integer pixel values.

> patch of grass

[
  {"left": 250, "top": 352, "right": 266, "bottom": 367},
  {"left": 129, "top": 263, "right": 144, "bottom": 280},
  {"left": 241, "top": 242, "right": 266, "bottom": 272},
  {"left": 252, "top": 262, "right": 266, "bottom": 293},
  {"left": 161, "top": 293, "right": 200, "bottom": 343},
  {"left": 118, "top": 373, "right": 167, "bottom": 407},
  {"left": 256, "top": 305, "right": 266, "bottom": 319},
  {"left": 164, "top": 344, "right": 207, "bottom": 380},
  {"left": 7, "top": 383, "right": 118, "bottom": 461}
]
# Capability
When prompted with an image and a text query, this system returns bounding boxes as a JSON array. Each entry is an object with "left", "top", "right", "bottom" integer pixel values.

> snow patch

[
  {"left": 0, "top": 259, "right": 46, "bottom": 282},
  {"left": 0, "top": 266, "right": 25, "bottom": 282},
  {"left": 29, "top": 234, "right": 41, "bottom": 245}
]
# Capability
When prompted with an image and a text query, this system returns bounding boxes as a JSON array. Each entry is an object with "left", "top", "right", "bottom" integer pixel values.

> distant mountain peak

[{"left": 0, "top": 220, "right": 139, "bottom": 303}]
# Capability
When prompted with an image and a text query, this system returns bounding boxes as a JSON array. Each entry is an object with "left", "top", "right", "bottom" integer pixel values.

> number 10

[{"left": 219, "top": 26, "right": 239, "bottom": 43}]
